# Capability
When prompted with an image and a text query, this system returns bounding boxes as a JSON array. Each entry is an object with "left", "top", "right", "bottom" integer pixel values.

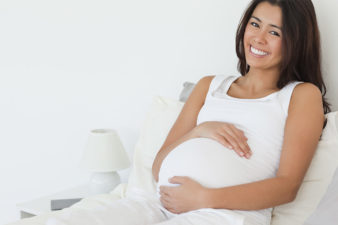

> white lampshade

[{"left": 80, "top": 129, "right": 130, "bottom": 172}]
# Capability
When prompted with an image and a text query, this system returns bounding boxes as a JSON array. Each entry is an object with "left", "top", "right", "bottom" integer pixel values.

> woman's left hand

[{"left": 159, "top": 176, "right": 209, "bottom": 214}]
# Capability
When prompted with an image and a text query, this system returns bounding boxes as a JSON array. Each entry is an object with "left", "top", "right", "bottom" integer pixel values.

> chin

[
  {"left": 246, "top": 57, "right": 279, "bottom": 71},
  {"left": 246, "top": 60, "right": 266, "bottom": 69}
]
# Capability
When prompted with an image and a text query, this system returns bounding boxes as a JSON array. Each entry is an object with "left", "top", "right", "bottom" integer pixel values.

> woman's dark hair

[{"left": 236, "top": 0, "right": 331, "bottom": 120}]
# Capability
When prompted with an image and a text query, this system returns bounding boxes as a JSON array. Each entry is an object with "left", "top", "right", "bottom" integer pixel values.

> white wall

[{"left": 0, "top": 0, "right": 337, "bottom": 224}]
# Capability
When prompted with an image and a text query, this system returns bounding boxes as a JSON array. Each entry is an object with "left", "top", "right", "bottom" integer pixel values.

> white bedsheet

[{"left": 44, "top": 187, "right": 246, "bottom": 225}]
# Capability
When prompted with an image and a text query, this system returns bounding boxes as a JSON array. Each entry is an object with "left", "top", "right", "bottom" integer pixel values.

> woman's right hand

[{"left": 192, "top": 121, "right": 252, "bottom": 159}]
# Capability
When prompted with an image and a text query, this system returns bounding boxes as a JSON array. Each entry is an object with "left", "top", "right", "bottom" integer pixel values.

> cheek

[
  {"left": 243, "top": 33, "right": 253, "bottom": 51},
  {"left": 243, "top": 27, "right": 253, "bottom": 43},
  {"left": 273, "top": 40, "right": 282, "bottom": 56}
]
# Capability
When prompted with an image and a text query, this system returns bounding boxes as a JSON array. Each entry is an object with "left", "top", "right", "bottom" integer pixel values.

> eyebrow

[{"left": 251, "top": 16, "right": 282, "bottom": 30}]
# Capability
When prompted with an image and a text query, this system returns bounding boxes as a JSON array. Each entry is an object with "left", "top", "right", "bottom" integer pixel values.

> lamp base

[{"left": 89, "top": 171, "right": 121, "bottom": 195}]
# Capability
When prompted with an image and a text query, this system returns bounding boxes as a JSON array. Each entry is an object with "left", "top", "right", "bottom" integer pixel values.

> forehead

[{"left": 252, "top": 1, "right": 282, "bottom": 26}]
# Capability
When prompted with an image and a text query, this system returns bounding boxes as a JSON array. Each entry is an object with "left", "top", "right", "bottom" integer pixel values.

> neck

[{"left": 239, "top": 67, "right": 280, "bottom": 93}]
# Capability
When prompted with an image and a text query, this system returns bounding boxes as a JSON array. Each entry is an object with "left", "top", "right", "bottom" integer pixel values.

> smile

[{"left": 250, "top": 45, "right": 269, "bottom": 57}]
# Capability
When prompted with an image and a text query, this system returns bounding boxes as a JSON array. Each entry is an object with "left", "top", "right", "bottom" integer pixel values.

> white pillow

[
  {"left": 271, "top": 111, "right": 338, "bottom": 225},
  {"left": 125, "top": 96, "right": 184, "bottom": 195},
  {"left": 126, "top": 96, "right": 338, "bottom": 225},
  {"left": 303, "top": 167, "right": 338, "bottom": 225}
]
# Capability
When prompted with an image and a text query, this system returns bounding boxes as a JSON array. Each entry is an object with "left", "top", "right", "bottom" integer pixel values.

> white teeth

[{"left": 251, "top": 46, "right": 268, "bottom": 56}]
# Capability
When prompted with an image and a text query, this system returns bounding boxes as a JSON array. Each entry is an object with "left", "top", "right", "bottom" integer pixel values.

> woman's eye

[
  {"left": 270, "top": 31, "right": 280, "bottom": 37},
  {"left": 250, "top": 22, "right": 259, "bottom": 28}
]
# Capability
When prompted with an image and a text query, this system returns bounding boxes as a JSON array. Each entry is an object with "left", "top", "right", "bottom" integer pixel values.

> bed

[{"left": 6, "top": 80, "right": 338, "bottom": 225}]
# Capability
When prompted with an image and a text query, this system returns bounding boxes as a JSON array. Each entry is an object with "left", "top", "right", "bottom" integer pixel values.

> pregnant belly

[{"left": 158, "top": 138, "right": 276, "bottom": 189}]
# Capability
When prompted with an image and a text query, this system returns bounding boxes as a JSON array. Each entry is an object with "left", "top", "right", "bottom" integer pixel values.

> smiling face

[{"left": 244, "top": 1, "right": 283, "bottom": 71}]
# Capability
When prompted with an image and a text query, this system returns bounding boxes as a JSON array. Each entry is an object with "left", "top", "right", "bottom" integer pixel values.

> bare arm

[
  {"left": 152, "top": 76, "right": 214, "bottom": 182},
  {"left": 203, "top": 83, "right": 325, "bottom": 210}
]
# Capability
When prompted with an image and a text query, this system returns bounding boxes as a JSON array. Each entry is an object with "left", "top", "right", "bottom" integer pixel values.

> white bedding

[
  {"left": 7, "top": 192, "right": 124, "bottom": 225},
  {"left": 6, "top": 99, "right": 338, "bottom": 225},
  {"left": 41, "top": 188, "right": 247, "bottom": 225}
]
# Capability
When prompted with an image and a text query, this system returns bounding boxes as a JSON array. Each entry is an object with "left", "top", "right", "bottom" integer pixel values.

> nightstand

[{"left": 16, "top": 184, "right": 92, "bottom": 219}]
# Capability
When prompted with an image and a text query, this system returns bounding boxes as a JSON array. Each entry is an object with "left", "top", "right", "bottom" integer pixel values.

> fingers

[
  {"left": 226, "top": 134, "right": 251, "bottom": 158},
  {"left": 214, "top": 133, "right": 233, "bottom": 149},
  {"left": 160, "top": 191, "right": 179, "bottom": 214},
  {"left": 216, "top": 125, "right": 252, "bottom": 159},
  {"left": 169, "top": 176, "right": 187, "bottom": 185},
  {"left": 159, "top": 186, "right": 171, "bottom": 195},
  {"left": 160, "top": 195, "right": 172, "bottom": 211},
  {"left": 160, "top": 189, "right": 170, "bottom": 198},
  {"left": 229, "top": 125, "right": 252, "bottom": 157}
]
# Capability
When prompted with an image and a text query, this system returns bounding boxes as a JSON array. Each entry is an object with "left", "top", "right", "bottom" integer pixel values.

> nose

[{"left": 254, "top": 31, "right": 267, "bottom": 45}]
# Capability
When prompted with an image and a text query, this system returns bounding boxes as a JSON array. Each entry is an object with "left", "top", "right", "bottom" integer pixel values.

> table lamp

[{"left": 80, "top": 129, "right": 130, "bottom": 194}]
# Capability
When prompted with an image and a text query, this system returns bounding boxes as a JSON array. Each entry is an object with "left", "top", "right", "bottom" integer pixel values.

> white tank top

[
  {"left": 197, "top": 74, "right": 304, "bottom": 176},
  {"left": 157, "top": 74, "right": 304, "bottom": 225}
]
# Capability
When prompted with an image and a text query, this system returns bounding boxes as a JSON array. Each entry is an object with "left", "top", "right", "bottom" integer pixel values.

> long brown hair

[{"left": 236, "top": 0, "right": 331, "bottom": 118}]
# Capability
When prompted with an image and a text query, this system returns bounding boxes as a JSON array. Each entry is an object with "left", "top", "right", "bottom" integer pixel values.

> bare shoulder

[
  {"left": 188, "top": 75, "right": 215, "bottom": 103},
  {"left": 288, "top": 82, "right": 323, "bottom": 116},
  {"left": 291, "top": 82, "right": 322, "bottom": 101},
  {"left": 196, "top": 75, "right": 215, "bottom": 89}
]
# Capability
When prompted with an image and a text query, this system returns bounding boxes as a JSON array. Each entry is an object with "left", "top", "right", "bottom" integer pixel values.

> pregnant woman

[
  {"left": 47, "top": 0, "right": 331, "bottom": 225},
  {"left": 152, "top": 0, "right": 330, "bottom": 224}
]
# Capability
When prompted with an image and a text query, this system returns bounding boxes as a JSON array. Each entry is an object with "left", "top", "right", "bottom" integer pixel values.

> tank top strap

[
  {"left": 206, "top": 74, "right": 238, "bottom": 100},
  {"left": 277, "top": 81, "right": 305, "bottom": 116}
]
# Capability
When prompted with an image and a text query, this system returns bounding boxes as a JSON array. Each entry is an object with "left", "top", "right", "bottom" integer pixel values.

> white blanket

[{"left": 45, "top": 188, "right": 246, "bottom": 225}]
